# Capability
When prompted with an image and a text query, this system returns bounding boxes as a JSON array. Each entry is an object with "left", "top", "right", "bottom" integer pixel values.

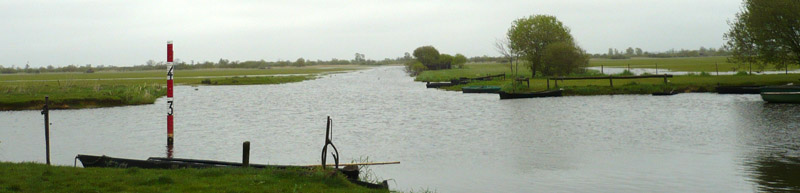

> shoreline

[
  {"left": 0, "top": 162, "right": 384, "bottom": 192},
  {"left": 0, "top": 67, "right": 367, "bottom": 111}
]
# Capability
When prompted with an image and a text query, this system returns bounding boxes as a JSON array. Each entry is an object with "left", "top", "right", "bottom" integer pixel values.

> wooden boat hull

[
  {"left": 462, "top": 86, "right": 501, "bottom": 93},
  {"left": 761, "top": 92, "right": 800, "bottom": 103},
  {"left": 498, "top": 90, "right": 563, "bottom": 99},
  {"left": 715, "top": 86, "right": 762, "bottom": 94},
  {"left": 652, "top": 90, "right": 678, "bottom": 96},
  {"left": 426, "top": 82, "right": 454, "bottom": 88},
  {"left": 759, "top": 86, "right": 800, "bottom": 103}
]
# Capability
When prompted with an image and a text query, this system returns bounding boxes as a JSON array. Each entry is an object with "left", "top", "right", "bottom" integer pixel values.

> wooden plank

[{"left": 303, "top": 161, "right": 401, "bottom": 167}]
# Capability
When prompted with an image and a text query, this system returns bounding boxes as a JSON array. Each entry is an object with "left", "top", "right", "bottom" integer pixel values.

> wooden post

[
  {"left": 716, "top": 62, "right": 719, "bottom": 75},
  {"left": 41, "top": 96, "right": 51, "bottom": 165},
  {"left": 526, "top": 79, "right": 530, "bottom": 88},
  {"left": 546, "top": 78, "right": 550, "bottom": 90},
  {"left": 601, "top": 65, "right": 604, "bottom": 74},
  {"left": 242, "top": 141, "right": 250, "bottom": 167},
  {"left": 609, "top": 76, "right": 613, "bottom": 87},
  {"left": 655, "top": 63, "right": 658, "bottom": 74},
  {"left": 554, "top": 78, "right": 558, "bottom": 87},
  {"left": 786, "top": 61, "right": 788, "bottom": 75},
  {"left": 663, "top": 74, "right": 668, "bottom": 84}
]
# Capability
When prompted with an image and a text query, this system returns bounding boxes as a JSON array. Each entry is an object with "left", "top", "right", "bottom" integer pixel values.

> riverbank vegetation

[
  {"left": 505, "top": 15, "right": 589, "bottom": 77},
  {"left": 0, "top": 162, "right": 385, "bottom": 193},
  {"left": 403, "top": 46, "right": 467, "bottom": 76},
  {"left": 725, "top": 0, "right": 799, "bottom": 69},
  {"left": 416, "top": 62, "right": 800, "bottom": 95},
  {"left": 0, "top": 66, "right": 361, "bottom": 110}
]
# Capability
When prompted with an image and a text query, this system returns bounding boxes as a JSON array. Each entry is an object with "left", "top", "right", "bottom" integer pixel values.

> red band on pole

[
  {"left": 167, "top": 79, "right": 174, "bottom": 97},
  {"left": 167, "top": 115, "right": 174, "bottom": 135},
  {"left": 167, "top": 43, "right": 173, "bottom": 62}
]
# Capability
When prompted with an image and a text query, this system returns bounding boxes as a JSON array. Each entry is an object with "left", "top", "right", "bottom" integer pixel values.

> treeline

[
  {"left": 0, "top": 55, "right": 410, "bottom": 74},
  {"left": 593, "top": 46, "right": 731, "bottom": 59},
  {"left": 404, "top": 46, "right": 467, "bottom": 76}
]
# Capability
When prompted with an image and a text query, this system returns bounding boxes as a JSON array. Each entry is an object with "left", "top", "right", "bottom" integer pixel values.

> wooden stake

[
  {"left": 42, "top": 96, "right": 50, "bottom": 165},
  {"left": 243, "top": 141, "right": 250, "bottom": 167}
]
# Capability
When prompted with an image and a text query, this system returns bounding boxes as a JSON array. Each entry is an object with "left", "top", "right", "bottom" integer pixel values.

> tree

[
  {"left": 626, "top": 47, "right": 635, "bottom": 56},
  {"left": 437, "top": 54, "right": 454, "bottom": 70},
  {"left": 295, "top": 58, "right": 305, "bottom": 67},
  {"left": 354, "top": 53, "right": 365, "bottom": 63},
  {"left": 635, "top": 48, "right": 643, "bottom": 56},
  {"left": 412, "top": 46, "right": 441, "bottom": 69},
  {"left": 507, "top": 15, "right": 577, "bottom": 77},
  {"left": 725, "top": 0, "right": 800, "bottom": 67},
  {"left": 608, "top": 48, "right": 614, "bottom": 57},
  {"left": 495, "top": 38, "right": 514, "bottom": 70},
  {"left": 452, "top": 54, "right": 467, "bottom": 69},
  {"left": 541, "top": 41, "right": 589, "bottom": 76}
]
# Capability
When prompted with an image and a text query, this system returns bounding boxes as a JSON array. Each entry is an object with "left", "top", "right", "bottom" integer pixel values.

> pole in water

[
  {"left": 166, "top": 41, "right": 175, "bottom": 147},
  {"left": 41, "top": 96, "right": 51, "bottom": 165}
]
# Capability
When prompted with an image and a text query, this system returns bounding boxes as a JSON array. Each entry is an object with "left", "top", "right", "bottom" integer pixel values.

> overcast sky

[{"left": 1, "top": 0, "right": 742, "bottom": 67}]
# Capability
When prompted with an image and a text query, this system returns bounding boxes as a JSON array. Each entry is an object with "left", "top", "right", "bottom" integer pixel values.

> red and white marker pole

[{"left": 167, "top": 41, "right": 175, "bottom": 146}]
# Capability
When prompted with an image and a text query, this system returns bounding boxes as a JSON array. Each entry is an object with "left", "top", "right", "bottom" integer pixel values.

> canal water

[{"left": 2, "top": 66, "right": 800, "bottom": 192}]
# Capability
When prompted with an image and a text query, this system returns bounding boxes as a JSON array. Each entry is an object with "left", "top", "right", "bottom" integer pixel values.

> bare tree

[{"left": 495, "top": 38, "right": 514, "bottom": 72}]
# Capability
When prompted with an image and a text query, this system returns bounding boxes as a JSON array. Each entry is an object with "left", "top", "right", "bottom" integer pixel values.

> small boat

[
  {"left": 715, "top": 86, "right": 762, "bottom": 94},
  {"left": 426, "top": 82, "right": 455, "bottom": 88},
  {"left": 760, "top": 85, "right": 800, "bottom": 103},
  {"left": 498, "top": 89, "right": 563, "bottom": 99},
  {"left": 426, "top": 79, "right": 470, "bottom": 88},
  {"left": 462, "top": 85, "right": 502, "bottom": 93},
  {"left": 76, "top": 154, "right": 388, "bottom": 189}
]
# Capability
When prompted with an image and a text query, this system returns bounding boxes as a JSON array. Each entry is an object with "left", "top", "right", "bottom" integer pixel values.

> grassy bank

[
  {"left": 0, "top": 83, "right": 165, "bottom": 110},
  {"left": 418, "top": 62, "right": 800, "bottom": 95},
  {"left": 200, "top": 75, "right": 312, "bottom": 85},
  {"left": 0, "top": 66, "right": 362, "bottom": 110},
  {"left": 0, "top": 162, "right": 384, "bottom": 193}
]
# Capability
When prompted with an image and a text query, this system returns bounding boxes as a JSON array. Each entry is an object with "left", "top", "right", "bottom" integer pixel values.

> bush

[
  {"left": 618, "top": 70, "right": 634, "bottom": 76},
  {"left": 700, "top": 71, "right": 711, "bottom": 76},
  {"left": 736, "top": 71, "right": 749, "bottom": 76},
  {"left": 404, "top": 61, "right": 427, "bottom": 76}
]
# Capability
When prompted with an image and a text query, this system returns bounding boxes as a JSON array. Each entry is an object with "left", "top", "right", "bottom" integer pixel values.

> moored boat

[
  {"left": 462, "top": 85, "right": 502, "bottom": 93},
  {"left": 760, "top": 85, "right": 800, "bottom": 103},
  {"left": 425, "top": 82, "right": 455, "bottom": 88},
  {"left": 498, "top": 89, "right": 563, "bottom": 99},
  {"left": 715, "top": 85, "right": 763, "bottom": 94}
]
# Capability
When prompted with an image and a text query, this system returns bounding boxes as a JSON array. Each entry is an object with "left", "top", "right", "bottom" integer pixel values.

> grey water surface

[{"left": 2, "top": 66, "right": 800, "bottom": 192}]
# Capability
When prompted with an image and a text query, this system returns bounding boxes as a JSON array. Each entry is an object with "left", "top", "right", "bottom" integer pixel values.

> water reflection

[
  {"left": 166, "top": 145, "right": 173, "bottom": 158},
  {"left": 736, "top": 102, "right": 800, "bottom": 191}
]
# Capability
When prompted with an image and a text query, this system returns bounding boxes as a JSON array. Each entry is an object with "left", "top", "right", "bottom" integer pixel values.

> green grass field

[
  {"left": 589, "top": 56, "right": 798, "bottom": 72},
  {"left": 0, "top": 66, "right": 363, "bottom": 110},
  {"left": 418, "top": 62, "right": 800, "bottom": 95},
  {"left": 0, "top": 162, "right": 384, "bottom": 193}
]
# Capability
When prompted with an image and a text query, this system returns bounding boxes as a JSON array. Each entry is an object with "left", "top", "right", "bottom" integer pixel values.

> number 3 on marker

[{"left": 167, "top": 100, "right": 174, "bottom": 115}]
